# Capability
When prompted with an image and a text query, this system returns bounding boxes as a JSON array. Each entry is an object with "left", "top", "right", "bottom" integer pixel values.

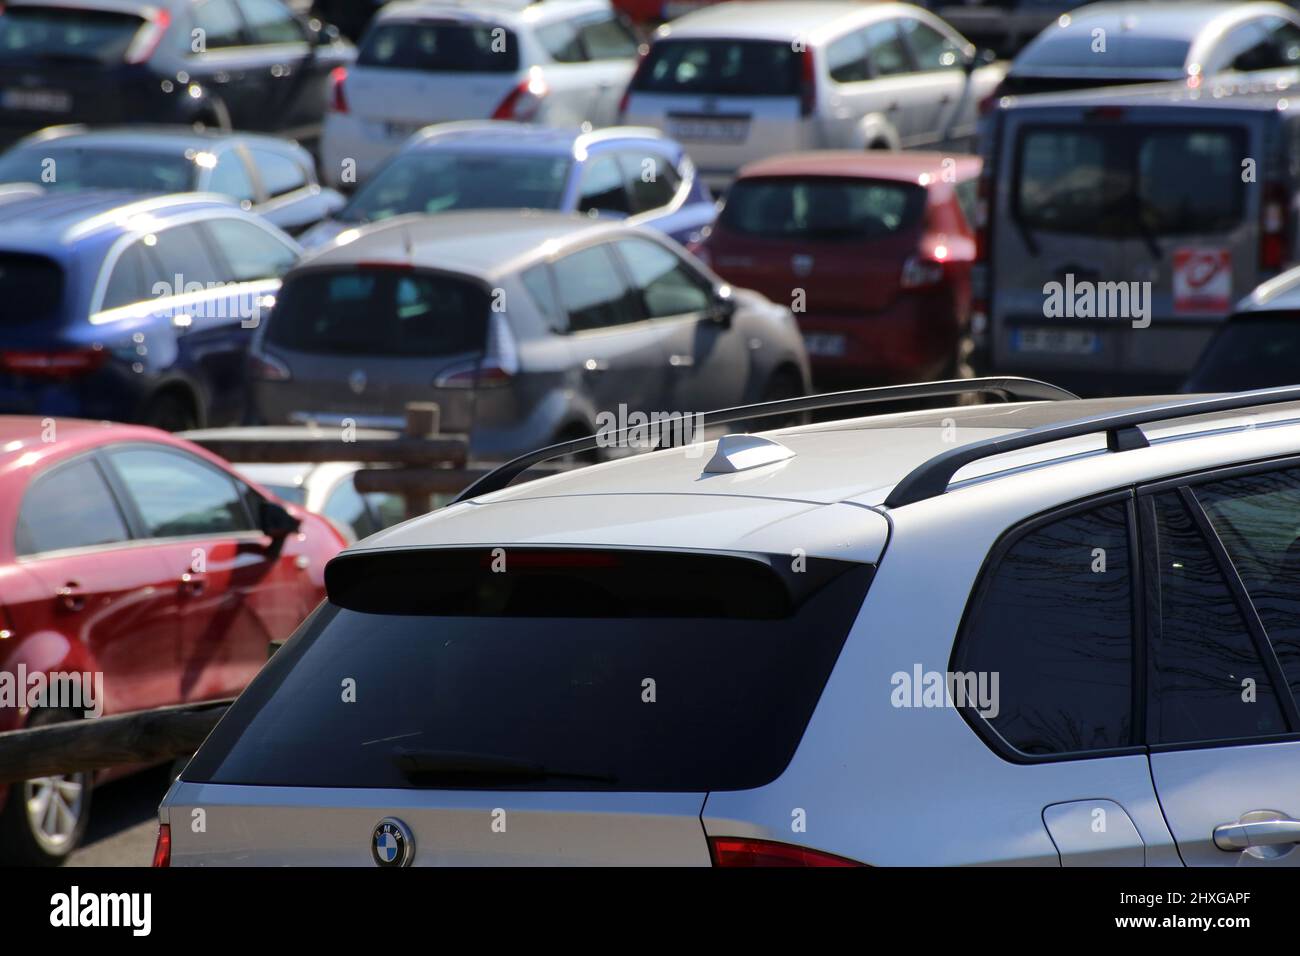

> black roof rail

[
  {"left": 453, "top": 376, "right": 1076, "bottom": 504},
  {"left": 884, "top": 385, "right": 1300, "bottom": 510}
]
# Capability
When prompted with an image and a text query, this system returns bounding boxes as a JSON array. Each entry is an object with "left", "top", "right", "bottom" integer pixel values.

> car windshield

[
  {"left": 719, "top": 177, "right": 926, "bottom": 241},
  {"left": 0, "top": 7, "right": 146, "bottom": 64},
  {"left": 631, "top": 38, "right": 803, "bottom": 96},
  {"left": 338, "top": 151, "right": 572, "bottom": 224},
  {"left": 357, "top": 21, "right": 519, "bottom": 73},
  {"left": 0, "top": 145, "right": 195, "bottom": 192},
  {"left": 1185, "top": 315, "right": 1300, "bottom": 391},
  {"left": 1015, "top": 125, "right": 1247, "bottom": 237},
  {"left": 182, "top": 548, "right": 874, "bottom": 791}
]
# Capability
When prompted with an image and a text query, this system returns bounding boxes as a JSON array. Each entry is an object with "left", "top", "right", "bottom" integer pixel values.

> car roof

[
  {"left": 6, "top": 0, "right": 162, "bottom": 12},
  {"left": 375, "top": 0, "right": 611, "bottom": 26},
  {"left": 996, "top": 72, "right": 1299, "bottom": 111},
  {"left": 14, "top": 124, "right": 302, "bottom": 155},
  {"left": 737, "top": 150, "right": 980, "bottom": 184},
  {"left": 659, "top": 1, "right": 898, "bottom": 42},
  {"left": 296, "top": 209, "right": 632, "bottom": 279},
  {"left": 0, "top": 191, "right": 238, "bottom": 249},
  {"left": 406, "top": 121, "right": 673, "bottom": 156},
  {"left": 0, "top": 416, "right": 226, "bottom": 479},
  {"left": 1033, "top": 1, "right": 1259, "bottom": 41}
]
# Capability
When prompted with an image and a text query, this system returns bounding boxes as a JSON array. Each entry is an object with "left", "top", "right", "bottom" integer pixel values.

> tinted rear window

[
  {"left": 0, "top": 252, "right": 63, "bottom": 318},
  {"left": 1185, "top": 314, "right": 1300, "bottom": 391},
  {"left": 184, "top": 548, "right": 873, "bottom": 791},
  {"left": 358, "top": 21, "right": 519, "bottom": 73},
  {"left": 1015, "top": 125, "right": 1247, "bottom": 237},
  {"left": 0, "top": 7, "right": 145, "bottom": 64},
  {"left": 266, "top": 269, "right": 489, "bottom": 357},
  {"left": 720, "top": 177, "right": 926, "bottom": 241},
  {"left": 0, "top": 145, "right": 194, "bottom": 192},
  {"left": 1015, "top": 31, "right": 1191, "bottom": 70},
  {"left": 632, "top": 39, "right": 801, "bottom": 96}
]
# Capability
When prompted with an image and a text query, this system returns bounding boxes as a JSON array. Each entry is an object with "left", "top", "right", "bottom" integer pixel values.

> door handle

[
  {"left": 179, "top": 572, "right": 207, "bottom": 597},
  {"left": 1213, "top": 817, "right": 1300, "bottom": 850},
  {"left": 56, "top": 584, "right": 84, "bottom": 613},
  {"left": 668, "top": 354, "right": 694, "bottom": 368},
  {"left": 583, "top": 358, "right": 609, "bottom": 372}
]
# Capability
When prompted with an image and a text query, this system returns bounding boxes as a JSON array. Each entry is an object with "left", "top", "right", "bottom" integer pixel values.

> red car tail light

[
  {"left": 152, "top": 823, "right": 171, "bottom": 868},
  {"left": 328, "top": 66, "right": 349, "bottom": 114},
  {"left": 126, "top": 8, "right": 171, "bottom": 64},
  {"left": 709, "top": 837, "right": 862, "bottom": 867},
  {"left": 493, "top": 70, "right": 549, "bottom": 121},
  {"left": 1261, "top": 179, "right": 1291, "bottom": 271},
  {"left": 799, "top": 48, "right": 817, "bottom": 117},
  {"left": 0, "top": 348, "right": 107, "bottom": 380}
]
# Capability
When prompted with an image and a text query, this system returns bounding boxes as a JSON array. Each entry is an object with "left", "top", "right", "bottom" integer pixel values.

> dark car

[
  {"left": 0, "top": 125, "right": 345, "bottom": 234},
  {"left": 0, "top": 0, "right": 354, "bottom": 147},
  {"left": 0, "top": 191, "right": 300, "bottom": 430},
  {"left": 1184, "top": 268, "right": 1300, "bottom": 391}
]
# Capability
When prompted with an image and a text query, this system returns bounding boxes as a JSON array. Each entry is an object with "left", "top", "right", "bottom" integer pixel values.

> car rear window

[
  {"left": 1015, "top": 125, "right": 1247, "bottom": 237},
  {"left": 0, "top": 252, "right": 63, "bottom": 319},
  {"left": 719, "top": 176, "right": 926, "bottom": 241},
  {"left": 265, "top": 268, "right": 490, "bottom": 357},
  {"left": 1184, "top": 314, "right": 1300, "bottom": 391},
  {"left": 183, "top": 548, "right": 874, "bottom": 791},
  {"left": 0, "top": 145, "right": 194, "bottom": 192},
  {"left": 631, "top": 38, "right": 802, "bottom": 96},
  {"left": 1014, "top": 31, "right": 1191, "bottom": 70},
  {"left": 357, "top": 21, "right": 519, "bottom": 73},
  {"left": 0, "top": 6, "right": 146, "bottom": 64}
]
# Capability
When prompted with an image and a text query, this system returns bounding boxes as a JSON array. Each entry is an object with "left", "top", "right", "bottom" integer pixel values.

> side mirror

[
  {"left": 259, "top": 499, "right": 301, "bottom": 539},
  {"left": 708, "top": 285, "right": 737, "bottom": 326}
]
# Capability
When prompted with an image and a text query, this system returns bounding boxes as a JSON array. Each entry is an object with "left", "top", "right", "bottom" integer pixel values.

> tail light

[
  {"left": 1261, "top": 179, "right": 1291, "bottom": 271},
  {"left": 126, "top": 8, "right": 171, "bottom": 64},
  {"left": 900, "top": 254, "right": 945, "bottom": 289},
  {"left": 618, "top": 46, "right": 650, "bottom": 118},
  {"left": 0, "top": 348, "right": 107, "bottom": 380},
  {"left": 493, "top": 69, "right": 549, "bottom": 122},
  {"left": 151, "top": 823, "right": 171, "bottom": 868},
  {"left": 328, "top": 66, "right": 348, "bottom": 114},
  {"left": 709, "top": 837, "right": 862, "bottom": 867},
  {"left": 434, "top": 312, "right": 518, "bottom": 388},
  {"left": 799, "top": 48, "right": 817, "bottom": 117}
]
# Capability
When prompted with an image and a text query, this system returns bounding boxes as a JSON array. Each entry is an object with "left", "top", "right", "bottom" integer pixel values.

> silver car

[
  {"left": 160, "top": 377, "right": 1300, "bottom": 866},
  {"left": 248, "top": 210, "right": 810, "bottom": 460}
]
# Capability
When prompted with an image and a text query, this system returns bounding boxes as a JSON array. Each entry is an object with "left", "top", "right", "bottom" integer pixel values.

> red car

[
  {"left": 696, "top": 151, "right": 981, "bottom": 391},
  {"left": 0, "top": 417, "right": 346, "bottom": 864}
]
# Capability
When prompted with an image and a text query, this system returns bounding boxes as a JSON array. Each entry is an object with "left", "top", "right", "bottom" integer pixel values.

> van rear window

[
  {"left": 183, "top": 548, "right": 873, "bottom": 791},
  {"left": 631, "top": 39, "right": 802, "bottom": 97},
  {"left": 265, "top": 268, "right": 489, "bottom": 358},
  {"left": 1015, "top": 125, "right": 1247, "bottom": 237},
  {"left": 358, "top": 21, "right": 519, "bottom": 73}
]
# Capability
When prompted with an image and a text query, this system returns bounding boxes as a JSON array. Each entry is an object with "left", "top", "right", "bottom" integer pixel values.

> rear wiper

[
  {"left": 392, "top": 749, "right": 617, "bottom": 786},
  {"left": 1131, "top": 201, "right": 1162, "bottom": 260}
]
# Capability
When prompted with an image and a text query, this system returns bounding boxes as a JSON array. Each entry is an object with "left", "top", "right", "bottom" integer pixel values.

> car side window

[
  {"left": 1264, "top": 17, "right": 1300, "bottom": 68},
  {"left": 521, "top": 264, "right": 567, "bottom": 332},
  {"left": 614, "top": 238, "right": 712, "bottom": 318},
  {"left": 576, "top": 14, "right": 638, "bottom": 61},
  {"left": 192, "top": 0, "right": 246, "bottom": 51},
  {"left": 107, "top": 446, "right": 253, "bottom": 538},
  {"left": 1193, "top": 468, "right": 1300, "bottom": 701},
  {"left": 208, "top": 151, "right": 257, "bottom": 203},
  {"left": 1147, "top": 491, "right": 1289, "bottom": 744},
  {"left": 551, "top": 244, "right": 641, "bottom": 331},
  {"left": 900, "top": 18, "right": 963, "bottom": 71},
  {"left": 148, "top": 223, "right": 225, "bottom": 288},
  {"left": 864, "top": 20, "right": 913, "bottom": 77},
  {"left": 1218, "top": 21, "right": 1278, "bottom": 72},
  {"left": 203, "top": 218, "right": 298, "bottom": 281},
  {"left": 535, "top": 19, "right": 584, "bottom": 63},
  {"left": 620, "top": 150, "right": 681, "bottom": 212},
  {"left": 16, "top": 457, "right": 129, "bottom": 557},
  {"left": 955, "top": 502, "right": 1134, "bottom": 756},
  {"left": 249, "top": 148, "right": 308, "bottom": 197},
  {"left": 102, "top": 239, "right": 158, "bottom": 311},
  {"left": 825, "top": 29, "right": 870, "bottom": 84},
  {"left": 323, "top": 478, "right": 377, "bottom": 541},
  {"left": 577, "top": 154, "right": 631, "bottom": 216},
  {"left": 234, "top": 0, "right": 305, "bottom": 45}
]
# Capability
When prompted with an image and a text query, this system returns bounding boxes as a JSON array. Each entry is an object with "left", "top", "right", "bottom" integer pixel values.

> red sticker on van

[{"left": 1173, "top": 248, "right": 1232, "bottom": 314}]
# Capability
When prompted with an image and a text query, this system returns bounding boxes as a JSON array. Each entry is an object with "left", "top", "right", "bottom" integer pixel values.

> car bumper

[{"left": 797, "top": 294, "right": 962, "bottom": 388}]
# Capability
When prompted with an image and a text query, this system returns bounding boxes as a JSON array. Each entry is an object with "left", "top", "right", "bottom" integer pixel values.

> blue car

[
  {"left": 0, "top": 191, "right": 300, "bottom": 430},
  {"left": 300, "top": 122, "right": 718, "bottom": 250}
]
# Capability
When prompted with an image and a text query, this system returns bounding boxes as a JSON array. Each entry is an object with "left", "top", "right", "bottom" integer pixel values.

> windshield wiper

[{"left": 391, "top": 749, "right": 617, "bottom": 786}]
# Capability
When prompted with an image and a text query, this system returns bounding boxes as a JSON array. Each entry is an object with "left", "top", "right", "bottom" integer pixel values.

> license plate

[
  {"left": 2, "top": 88, "right": 71, "bottom": 112},
  {"left": 1013, "top": 328, "right": 1100, "bottom": 356},
  {"left": 667, "top": 115, "right": 749, "bottom": 144},
  {"left": 803, "top": 333, "right": 847, "bottom": 357}
]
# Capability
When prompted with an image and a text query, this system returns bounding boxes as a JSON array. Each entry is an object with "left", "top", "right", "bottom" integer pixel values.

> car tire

[
  {"left": 141, "top": 391, "right": 198, "bottom": 432},
  {"left": 0, "top": 709, "right": 93, "bottom": 866}
]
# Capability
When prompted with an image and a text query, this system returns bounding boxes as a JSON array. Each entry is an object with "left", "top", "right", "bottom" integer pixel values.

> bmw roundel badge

[{"left": 371, "top": 817, "right": 415, "bottom": 867}]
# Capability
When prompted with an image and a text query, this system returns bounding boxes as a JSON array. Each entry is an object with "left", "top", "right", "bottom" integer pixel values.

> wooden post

[{"left": 403, "top": 402, "right": 440, "bottom": 519}]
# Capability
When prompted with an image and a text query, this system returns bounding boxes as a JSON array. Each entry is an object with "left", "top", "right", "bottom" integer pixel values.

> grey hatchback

[{"left": 249, "top": 210, "right": 809, "bottom": 459}]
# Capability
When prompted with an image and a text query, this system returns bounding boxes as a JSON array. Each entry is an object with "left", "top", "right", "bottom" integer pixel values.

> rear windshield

[
  {"left": 720, "top": 177, "right": 926, "bottom": 241},
  {"left": 1014, "top": 31, "right": 1191, "bottom": 70},
  {"left": 1015, "top": 124, "right": 1247, "bottom": 237},
  {"left": 265, "top": 268, "right": 489, "bottom": 357},
  {"left": 0, "top": 7, "right": 145, "bottom": 64},
  {"left": 631, "top": 38, "right": 802, "bottom": 97},
  {"left": 339, "top": 151, "right": 571, "bottom": 224},
  {"left": 0, "top": 145, "right": 194, "bottom": 192},
  {"left": 0, "top": 252, "right": 63, "bottom": 318},
  {"left": 358, "top": 21, "right": 519, "bottom": 73},
  {"left": 183, "top": 548, "right": 873, "bottom": 791},
  {"left": 1185, "top": 314, "right": 1300, "bottom": 391}
]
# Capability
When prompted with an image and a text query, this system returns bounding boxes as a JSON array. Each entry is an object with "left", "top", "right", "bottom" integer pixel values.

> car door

[
  {"left": 102, "top": 444, "right": 275, "bottom": 703},
  {"left": 1143, "top": 470, "right": 1300, "bottom": 866},
  {"left": 184, "top": 0, "right": 262, "bottom": 127},
  {"left": 549, "top": 241, "right": 674, "bottom": 434},
  {"left": 7, "top": 454, "right": 179, "bottom": 715},
  {"left": 533, "top": 10, "right": 638, "bottom": 128},
  {"left": 897, "top": 15, "right": 972, "bottom": 146},
  {"left": 611, "top": 235, "right": 747, "bottom": 415},
  {"left": 234, "top": 0, "right": 333, "bottom": 138}
]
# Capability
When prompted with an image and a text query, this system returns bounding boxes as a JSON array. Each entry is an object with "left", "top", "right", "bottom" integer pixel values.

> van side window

[
  {"left": 1147, "top": 491, "right": 1289, "bottom": 744},
  {"left": 955, "top": 502, "right": 1133, "bottom": 756}
]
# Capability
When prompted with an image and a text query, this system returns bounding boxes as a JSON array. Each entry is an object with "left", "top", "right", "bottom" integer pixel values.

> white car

[
  {"left": 619, "top": 0, "right": 1006, "bottom": 190},
  {"left": 320, "top": 0, "right": 641, "bottom": 188}
]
